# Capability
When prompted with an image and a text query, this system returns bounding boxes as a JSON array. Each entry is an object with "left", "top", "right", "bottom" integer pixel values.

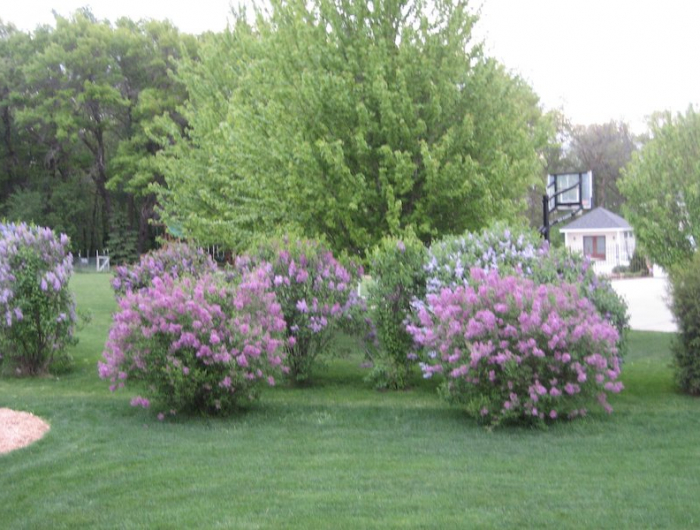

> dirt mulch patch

[{"left": 0, "top": 408, "right": 50, "bottom": 454}]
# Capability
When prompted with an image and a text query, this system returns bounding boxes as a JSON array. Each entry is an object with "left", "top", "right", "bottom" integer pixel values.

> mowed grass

[{"left": 1, "top": 274, "right": 700, "bottom": 529}]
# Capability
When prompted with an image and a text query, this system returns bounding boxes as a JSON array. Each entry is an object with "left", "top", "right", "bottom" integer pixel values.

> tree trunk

[
  {"left": 137, "top": 194, "right": 156, "bottom": 253},
  {"left": 1, "top": 99, "right": 18, "bottom": 192}
]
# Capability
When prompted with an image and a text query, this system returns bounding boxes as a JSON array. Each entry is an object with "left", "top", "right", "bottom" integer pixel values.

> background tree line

[
  {"left": 1, "top": 1, "right": 649, "bottom": 263},
  {"left": 0, "top": 9, "right": 197, "bottom": 261},
  {"left": 531, "top": 113, "right": 640, "bottom": 227}
]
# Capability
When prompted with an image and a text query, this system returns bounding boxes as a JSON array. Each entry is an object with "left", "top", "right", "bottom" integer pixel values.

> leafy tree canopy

[
  {"left": 157, "top": 0, "right": 551, "bottom": 257},
  {"left": 569, "top": 120, "right": 637, "bottom": 213},
  {"left": 1, "top": 9, "right": 196, "bottom": 254},
  {"left": 619, "top": 107, "right": 700, "bottom": 268}
]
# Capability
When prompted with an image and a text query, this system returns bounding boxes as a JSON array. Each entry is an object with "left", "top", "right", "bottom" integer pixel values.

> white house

[{"left": 559, "top": 207, "right": 635, "bottom": 275}]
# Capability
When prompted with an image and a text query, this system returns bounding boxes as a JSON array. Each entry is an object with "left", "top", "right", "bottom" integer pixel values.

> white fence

[
  {"left": 73, "top": 251, "right": 110, "bottom": 272},
  {"left": 588, "top": 243, "right": 635, "bottom": 276},
  {"left": 71, "top": 246, "right": 226, "bottom": 272}
]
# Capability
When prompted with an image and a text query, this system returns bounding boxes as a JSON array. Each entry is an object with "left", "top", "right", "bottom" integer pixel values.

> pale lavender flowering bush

[
  {"left": 111, "top": 242, "right": 217, "bottom": 298},
  {"left": 407, "top": 268, "right": 623, "bottom": 427},
  {"left": 0, "top": 222, "right": 78, "bottom": 375},
  {"left": 237, "top": 237, "right": 367, "bottom": 383},
  {"left": 425, "top": 224, "right": 546, "bottom": 293},
  {"left": 99, "top": 265, "right": 287, "bottom": 415}
]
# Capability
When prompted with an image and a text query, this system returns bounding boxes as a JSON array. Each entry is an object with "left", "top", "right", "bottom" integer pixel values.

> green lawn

[{"left": 1, "top": 274, "right": 699, "bottom": 529}]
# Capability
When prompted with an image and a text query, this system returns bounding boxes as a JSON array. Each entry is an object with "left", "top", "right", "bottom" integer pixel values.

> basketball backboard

[
  {"left": 546, "top": 171, "right": 593, "bottom": 211},
  {"left": 540, "top": 171, "right": 593, "bottom": 241}
]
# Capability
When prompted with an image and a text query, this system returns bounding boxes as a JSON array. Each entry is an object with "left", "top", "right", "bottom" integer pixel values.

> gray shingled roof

[{"left": 560, "top": 207, "right": 631, "bottom": 231}]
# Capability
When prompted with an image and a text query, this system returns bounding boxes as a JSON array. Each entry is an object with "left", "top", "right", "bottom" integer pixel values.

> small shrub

[
  {"left": 99, "top": 266, "right": 286, "bottom": 415},
  {"left": 111, "top": 242, "right": 217, "bottom": 298},
  {"left": 365, "top": 234, "right": 427, "bottom": 389},
  {"left": 238, "top": 236, "right": 366, "bottom": 384},
  {"left": 629, "top": 249, "right": 649, "bottom": 275},
  {"left": 106, "top": 210, "right": 139, "bottom": 266},
  {"left": 668, "top": 254, "right": 700, "bottom": 395},
  {"left": 407, "top": 268, "right": 623, "bottom": 427},
  {"left": 425, "top": 224, "right": 630, "bottom": 354},
  {"left": 0, "top": 222, "right": 78, "bottom": 375}
]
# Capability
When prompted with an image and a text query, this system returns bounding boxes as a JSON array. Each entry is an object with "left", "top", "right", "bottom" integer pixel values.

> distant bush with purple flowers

[
  {"left": 99, "top": 266, "right": 287, "bottom": 415},
  {"left": 425, "top": 223, "right": 546, "bottom": 293},
  {"left": 407, "top": 268, "right": 623, "bottom": 427},
  {"left": 0, "top": 222, "right": 78, "bottom": 375},
  {"left": 237, "top": 237, "right": 367, "bottom": 383},
  {"left": 111, "top": 242, "right": 217, "bottom": 298},
  {"left": 426, "top": 224, "right": 629, "bottom": 353}
]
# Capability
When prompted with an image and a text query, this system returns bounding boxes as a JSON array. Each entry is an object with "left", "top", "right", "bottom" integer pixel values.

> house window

[{"left": 583, "top": 236, "right": 606, "bottom": 260}]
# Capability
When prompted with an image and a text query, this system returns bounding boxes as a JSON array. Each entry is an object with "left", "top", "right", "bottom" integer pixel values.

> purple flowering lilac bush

[
  {"left": 0, "top": 222, "right": 78, "bottom": 375},
  {"left": 407, "top": 268, "right": 623, "bottom": 427},
  {"left": 99, "top": 266, "right": 287, "bottom": 415},
  {"left": 111, "top": 242, "right": 217, "bottom": 298},
  {"left": 425, "top": 224, "right": 629, "bottom": 352},
  {"left": 238, "top": 237, "right": 367, "bottom": 383}
]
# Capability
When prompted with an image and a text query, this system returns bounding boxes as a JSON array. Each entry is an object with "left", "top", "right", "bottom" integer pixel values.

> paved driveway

[{"left": 610, "top": 277, "right": 677, "bottom": 332}]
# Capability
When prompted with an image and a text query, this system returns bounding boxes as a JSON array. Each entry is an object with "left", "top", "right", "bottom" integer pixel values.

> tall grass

[{"left": 1, "top": 274, "right": 698, "bottom": 529}]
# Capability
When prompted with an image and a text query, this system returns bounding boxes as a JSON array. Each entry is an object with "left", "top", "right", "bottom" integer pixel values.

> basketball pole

[{"left": 542, "top": 194, "right": 550, "bottom": 242}]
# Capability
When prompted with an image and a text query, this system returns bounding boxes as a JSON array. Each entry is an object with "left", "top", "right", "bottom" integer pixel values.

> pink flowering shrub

[
  {"left": 407, "top": 268, "right": 623, "bottom": 427},
  {"left": 111, "top": 242, "right": 217, "bottom": 298},
  {"left": 0, "top": 222, "right": 78, "bottom": 375},
  {"left": 238, "top": 237, "right": 367, "bottom": 383},
  {"left": 99, "top": 265, "right": 287, "bottom": 415}
]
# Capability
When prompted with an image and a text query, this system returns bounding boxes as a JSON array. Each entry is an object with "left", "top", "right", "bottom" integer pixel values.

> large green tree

[
  {"left": 18, "top": 10, "right": 127, "bottom": 236},
  {"left": 0, "top": 20, "right": 53, "bottom": 217},
  {"left": 619, "top": 107, "right": 700, "bottom": 268},
  {"left": 0, "top": 19, "right": 96, "bottom": 250},
  {"left": 1, "top": 10, "right": 195, "bottom": 256},
  {"left": 158, "top": 0, "right": 550, "bottom": 256},
  {"left": 106, "top": 17, "right": 198, "bottom": 254},
  {"left": 0, "top": 20, "right": 23, "bottom": 193}
]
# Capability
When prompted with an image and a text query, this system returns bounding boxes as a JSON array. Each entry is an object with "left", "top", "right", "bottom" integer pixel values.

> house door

[{"left": 583, "top": 236, "right": 606, "bottom": 260}]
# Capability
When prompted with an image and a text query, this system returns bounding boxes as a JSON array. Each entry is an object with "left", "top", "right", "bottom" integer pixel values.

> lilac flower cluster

[
  {"left": 99, "top": 266, "right": 287, "bottom": 415},
  {"left": 0, "top": 222, "right": 77, "bottom": 374},
  {"left": 237, "top": 237, "right": 366, "bottom": 383},
  {"left": 407, "top": 267, "right": 623, "bottom": 426},
  {"left": 111, "top": 242, "right": 217, "bottom": 298},
  {"left": 425, "top": 225, "right": 547, "bottom": 293}
]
